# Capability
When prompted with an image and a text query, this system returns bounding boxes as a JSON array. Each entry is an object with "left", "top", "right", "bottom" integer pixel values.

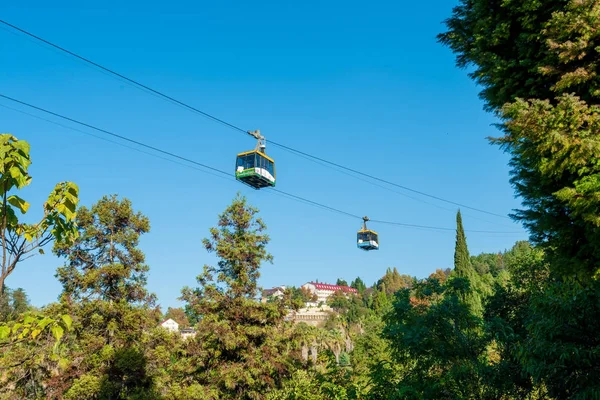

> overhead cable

[
  {"left": 0, "top": 93, "right": 522, "bottom": 235},
  {"left": 0, "top": 19, "right": 510, "bottom": 220}
]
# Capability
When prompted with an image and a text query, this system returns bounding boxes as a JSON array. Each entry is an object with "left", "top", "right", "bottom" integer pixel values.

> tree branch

[{"left": 1, "top": 181, "right": 8, "bottom": 283}]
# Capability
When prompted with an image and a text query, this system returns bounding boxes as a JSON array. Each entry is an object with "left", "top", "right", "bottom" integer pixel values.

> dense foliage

[
  {"left": 439, "top": 0, "right": 600, "bottom": 398},
  {"left": 2, "top": 0, "right": 599, "bottom": 397},
  {"left": 178, "top": 194, "right": 297, "bottom": 399}
]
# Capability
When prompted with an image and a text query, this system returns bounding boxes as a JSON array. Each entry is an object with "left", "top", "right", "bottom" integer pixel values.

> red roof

[{"left": 309, "top": 282, "right": 358, "bottom": 293}]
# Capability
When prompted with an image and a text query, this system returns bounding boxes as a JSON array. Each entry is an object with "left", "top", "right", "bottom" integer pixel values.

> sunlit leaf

[
  {"left": 12, "top": 323, "right": 22, "bottom": 334},
  {"left": 7, "top": 195, "right": 30, "bottom": 213},
  {"left": 0, "top": 325, "right": 10, "bottom": 339},
  {"left": 51, "top": 324, "right": 64, "bottom": 341},
  {"left": 61, "top": 314, "right": 73, "bottom": 330}
]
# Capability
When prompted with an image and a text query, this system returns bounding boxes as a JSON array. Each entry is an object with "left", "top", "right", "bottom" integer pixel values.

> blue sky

[{"left": 1, "top": 0, "right": 527, "bottom": 310}]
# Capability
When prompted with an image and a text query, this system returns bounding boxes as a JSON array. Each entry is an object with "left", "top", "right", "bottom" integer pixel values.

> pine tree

[
  {"left": 54, "top": 194, "right": 154, "bottom": 305},
  {"left": 336, "top": 278, "right": 348, "bottom": 287},
  {"left": 49, "top": 195, "right": 158, "bottom": 398},
  {"left": 180, "top": 193, "right": 296, "bottom": 399},
  {"left": 350, "top": 277, "right": 367, "bottom": 293},
  {"left": 453, "top": 210, "right": 483, "bottom": 315}
]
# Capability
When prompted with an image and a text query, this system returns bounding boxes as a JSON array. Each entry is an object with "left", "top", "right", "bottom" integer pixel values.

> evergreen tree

[
  {"left": 350, "top": 277, "right": 367, "bottom": 293},
  {"left": 379, "top": 278, "right": 487, "bottom": 399},
  {"left": 336, "top": 278, "right": 348, "bottom": 287},
  {"left": 377, "top": 268, "right": 414, "bottom": 295},
  {"left": 49, "top": 195, "right": 158, "bottom": 398},
  {"left": 441, "top": 1, "right": 600, "bottom": 396},
  {"left": 180, "top": 194, "right": 297, "bottom": 399},
  {"left": 0, "top": 286, "right": 30, "bottom": 321},
  {"left": 440, "top": 0, "right": 600, "bottom": 280},
  {"left": 10, "top": 288, "right": 28, "bottom": 315},
  {"left": 453, "top": 210, "right": 483, "bottom": 315},
  {"left": 55, "top": 194, "right": 154, "bottom": 305},
  {"left": 0, "top": 285, "right": 9, "bottom": 321}
]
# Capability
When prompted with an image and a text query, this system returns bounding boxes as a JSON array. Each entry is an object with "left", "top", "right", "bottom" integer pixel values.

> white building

[
  {"left": 261, "top": 285, "right": 286, "bottom": 303},
  {"left": 159, "top": 318, "right": 179, "bottom": 333},
  {"left": 286, "top": 304, "right": 333, "bottom": 327},
  {"left": 301, "top": 282, "right": 358, "bottom": 305},
  {"left": 181, "top": 328, "right": 197, "bottom": 340}
]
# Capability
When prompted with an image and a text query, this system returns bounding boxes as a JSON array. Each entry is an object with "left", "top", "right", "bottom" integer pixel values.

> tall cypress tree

[{"left": 453, "top": 210, "right": 482, "bottom": 315}]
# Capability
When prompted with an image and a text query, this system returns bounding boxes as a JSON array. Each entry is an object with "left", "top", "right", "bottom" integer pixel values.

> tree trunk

[
  {"left": 301, "top": 344, "right": 308, "bottom": 361},
  {"left": 310, "top": 342, "right": 318, "bottom": 364},
  {"left": 333, "top": 344, "right": 341, "bottom": 364},
  {"left": 345, "top": 336, "right": 353, "bottom": 352}
]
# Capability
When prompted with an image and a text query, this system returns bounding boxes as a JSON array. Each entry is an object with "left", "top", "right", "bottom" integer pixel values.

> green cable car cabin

[
  {"left": 235, "top": 130, "right": 276, "bottom": 189},
  {"left": 357, "top": 216, "right": 379, "bottom": 251}
]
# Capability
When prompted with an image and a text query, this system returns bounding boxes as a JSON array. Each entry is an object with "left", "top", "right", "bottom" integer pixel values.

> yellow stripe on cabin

[{"left": 236, "top": 150, "right": 275, "bottom": 163}]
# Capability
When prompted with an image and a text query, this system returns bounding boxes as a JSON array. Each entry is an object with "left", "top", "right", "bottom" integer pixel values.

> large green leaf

[
  {"left": 12, "top": 323, "right": 22, "bottom": 334},
  {"left": 11, "top": 139, "right": 30, "bottom": 154},
  {"left": 61, "top": 314, "right": 73, "bottom": 330},
  {"left": 38, "top": 317, "right": 54, "bottom": 330},
  {"left": 7, "top": 194, "right": 30, "bottom": 214},
  {"left": 0, "top": 325, "right": 10, "bottom": 340},
  {"left": 51, "top": 324, "right": 64, "bottom": 341}
]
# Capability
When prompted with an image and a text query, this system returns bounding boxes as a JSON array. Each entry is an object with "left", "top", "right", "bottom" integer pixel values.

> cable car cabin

[
  {"left": 235, "top": 150, "right": 276, "bottom": 189},
  {"left": 357, "top": 216, "right": 378, "bottom": 250},
  {"left": 357, "top": 229, "right": 379, "bottom": 251}
]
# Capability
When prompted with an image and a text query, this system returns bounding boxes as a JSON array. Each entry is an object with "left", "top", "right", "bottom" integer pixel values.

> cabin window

[
  {"left": 358, "top": 231, "right": 376, "bottom": 242},
  {"left": 237, "top": 154, "right": 255, "bottom": 170},
  {"left": 265, "top": 159, "right": 274, "bottom": 176}
]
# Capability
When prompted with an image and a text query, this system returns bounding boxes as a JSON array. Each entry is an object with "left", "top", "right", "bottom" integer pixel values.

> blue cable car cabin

[
  {"left": 357, "top": 229, "right": 379, "bottom": 250},
  {"left": 235, "top": 150, "right": 276, "bottom": 189},
  {"left": 357, "top": 216, "right": 379, "bottom": 251}
]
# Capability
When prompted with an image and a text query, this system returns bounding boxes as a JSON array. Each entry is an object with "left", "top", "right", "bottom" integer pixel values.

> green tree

[
  {"left": 350, "top": 313, "right": 397, "bottom": 399},
  {"left": 281, "top": 286, "right": 317, "bottom": 311},
  {"left": 11, "top": 288, "right": 28, "bottom": 315},
  {"left": 521, "top": 279, "right": 600, "bottom": 398},
  {"left": 164, "top": 307, "right": 190, "bottom": 328},
  {"left": 438, "top": 0, "right": 598, "bottom": 112},
  {"left": 372, "top": 285, "right": 391, "bottom": 315},
  {"left": 55, "top": 194, "right": 154, "bottom": 305},
  {"left": 350, "top": 277, "right": 367, "bottom": 293},
  {"left": 377, "top": 268, "right": 414, "bottom": 295},
  {"left": 336, "top": 279, "right": 348, "bottom": 287},
  {"left": 180, "top": 194, "right": 297, "bottom": 399},
  {"left": 48, "top": 195, "right": 158, "bottom": 399},
  {"left": 0, "top": 286, "right": 30, "bottom": 321},
  {"left": 495, "top": 95, "right": 600, "bottom": 279},
  {"left": 266, "top": 370, "right": 326, "bottom": 400},
  {"left": 0, "top": 311, "right": 74, "bottom": 398},
  {"left": 0, "top": 134, "right": 79, "bottom": 296},
  {"left": 441, "top": 1, "right": 600, "bottom": 397},
  {"left": 482, "top": 244, "right": 549, "bottom": 399},
  {"left": 328, "top": 290, "right": 350, "bottom": 312},
  {"left": 440, "top": 0, "right": 600, "bottom": 280},
  {"left": 453, "top": 210, "right": 483, "bottom": 315},
  {"left": 380, "top": 278, "right": 487, "bottom": 399},
  {"left": 428, "top": 268, "right": 451, "bottom": 284}
]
